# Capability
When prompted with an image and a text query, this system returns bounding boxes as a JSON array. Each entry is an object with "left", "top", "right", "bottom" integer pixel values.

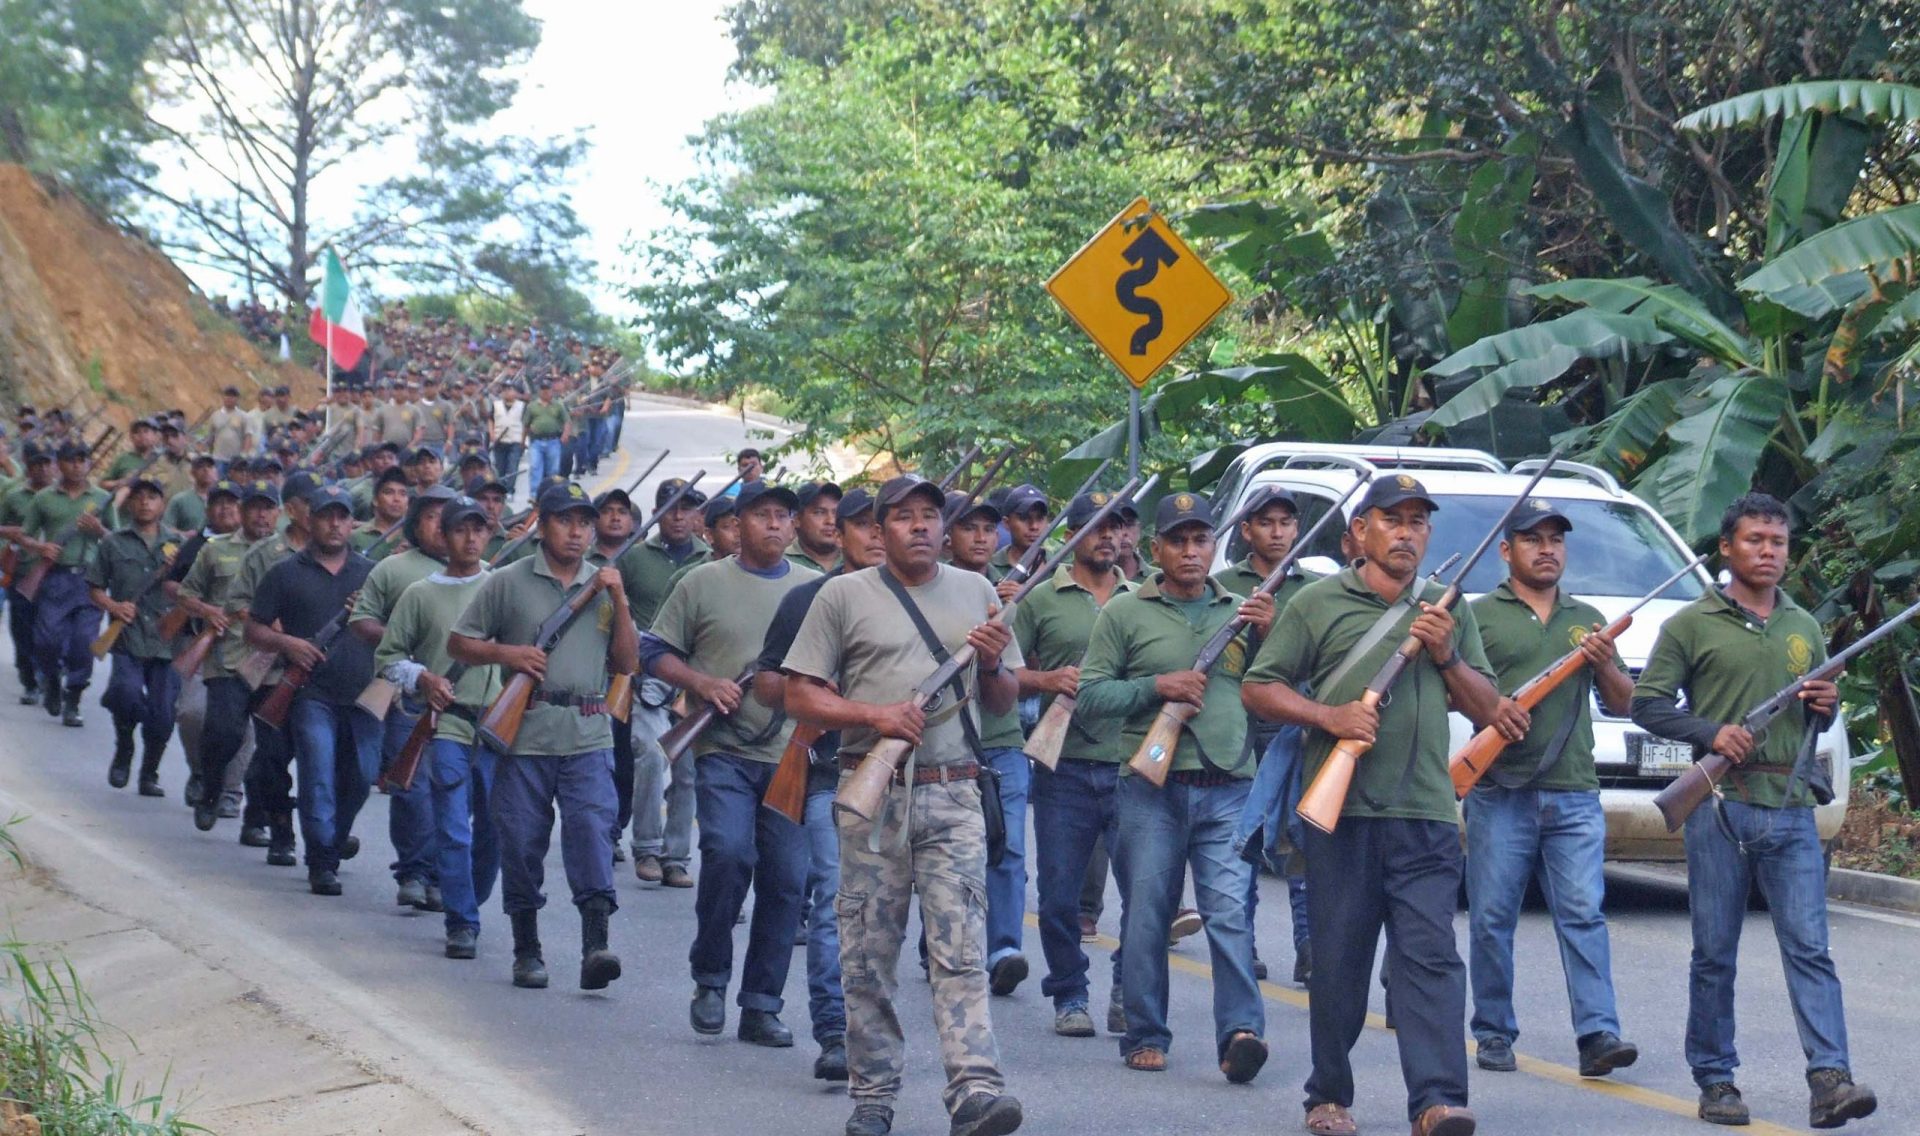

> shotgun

[
  {"left": 91, "top": 530, "right": 208, "bottom": 658},
  {"left": 171, "top": 623, "right": 218, "bottom": 679},
  {"left": 1127, "top": 469, "right": 1375, "bottom": 786},
  {"left": 488, "top": 449, "right": 669, "bottom": 566},
  {"left": 1296, "top": 454, "right": 1564, "bottom": 834},
  {"left": 941, "top": 445, "right": 1019, "bottom": 522},
  {"left": 253, "top": 595, "right": 359, "bottom": 730},
  {"left": 657, "top": 663, "right": 759, "bottom": 764},
  {"left": 1448, "top": 556, "right": 1705, "bottom": 797},
  {"left": 235, "top": 517, "right": 405, "bottom": 688},
  {"left": 16, "top": 482, "right": 131, "bottom": 603},
  {"left": 378, "top": 662, "right": 470, "bottom": 793},
  {"left": 477, "top": 472, "right": 707, "bottom": 754},
  {"left": 1652, "top": 594, "right": 1920, "bottom": 830},
  {"left": 935, "top": 444, "right": 985, "bottom": 492},
  {"left": 763, "top": 722, "right": 824, "bottom": 824},
  {"left": 833, "top": 475, "right": 1147, "bottom": 824}
]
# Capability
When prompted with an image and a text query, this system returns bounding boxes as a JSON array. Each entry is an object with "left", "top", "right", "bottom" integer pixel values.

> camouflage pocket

[
  {"left": 834, "top": 890, "right": 872, "bottom": 983},
  {"left": 919, "top": 870, "right": 986, "bottom": 972}
]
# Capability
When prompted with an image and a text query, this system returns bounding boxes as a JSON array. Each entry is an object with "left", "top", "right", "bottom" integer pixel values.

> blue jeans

[
  {"left": 1683, "top": 799, "right": 1850, "bottom": 1085},
  {"left": 1235, "top": 726, "right": 1310, "bottom": 952},
  {"left": 491, "top": 442, "right": 524, "bottom": 494},
  {"left": 630, "top": 700, "right": 696, "bottom": 867},
  {"left": 590, "top": 415, "right": 616, "bottom": 467},
  {"left": 804, "top": 785, "right": 846, "bottom": 1043},
  {"left": 1465, "top": 786, "right": 1620, "bottom": 1046},
  {"left": 690, "top": 751, "right": 809, "bottom": 1011},
  {"left": 984, "top": 747, "right": 1030, "bottom": 968},
  {"left": 102, "top": 653, "right": 180, "bottom": 746},
  {"left": 289, "top": 696, "right": 382, "bottom": 873},
  {"left": 491, "top": 747, "right": 617, "bottom": 914},
  {"left": 526, "top": 437, "right": 562, "bottom": 492},
  {"left": 383, "top": 701, "right": 438, "bottom": 884},
  {"left": 1117, "top": 774, "right": 1262, "bottom": 1059},
  {"left": 430, "top": 738, "right": 498, "bottom": 933},
  {"left": 1031, "top": 759, "right": 1125, "bottom": 1007}
]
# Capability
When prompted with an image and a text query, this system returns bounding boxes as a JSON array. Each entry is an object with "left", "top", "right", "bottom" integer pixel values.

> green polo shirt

[
  {"left": 1012, "top": 563, "right": 1134, "bottom": 762},
  {"left": 451, "top": 552, "right": 620, "bottom": 756},
  {"left": 374, "top": 570, "right": 501, "bottom": 745},
  {"left": 163, "top": 489, "right": 207, "bottom": 535},
  {"left": 1634, "top": 588, "right": 1827, "bottom": 808},
  {"left": 104, "top": 449, "right": 156, "bottom": 483},
  {"left": 1077, "top": 574, "right": 1251, "bottom": 777},
  {"left": 663, "top": 549, "right": 719, "bottom": 599},
  {"left": 25, "top": 485, "right": 113, "bottom": 568},
  {"left": 231, "top": 532, "right": 300, "bottom": 683},
  {"left": 1, "top": 479, "right": 46, "bottom": 573},
  {"left": 352, "top": 521, "right": 405, "bottom": 561},
  {"left": 650, "top": 557, "right": 819, "bottom": 763},
  {"left": 1470, "top": 581, "right": 1624, "bottom": 792},
  {"left": 988, "top": 543, "right": 1051, "bottom": 583},
  {"left": 352, "top": 548, "right": 445, "bottom": 625},
  {"left": 85, "top": 526, "right": 178, "bottom": 660},
  {"left": 523, "top": 399, "right": 567, "bottom": 439},
  {"left": 178, "top": 531, "right": 258, "bottom": 679},
  {"left": 786, "top": 547, "right": 838, "bottom": 575},
  {"left": 617, "top": 534, "right": 709, "bottom": 629},
  {"left": 1246, "top": 565, "right": 1496, "bottom": 822}
]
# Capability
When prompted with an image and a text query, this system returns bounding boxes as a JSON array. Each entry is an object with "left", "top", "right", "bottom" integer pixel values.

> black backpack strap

[{"left": 875, "top": 568, "right": 988, "bottom": 763}]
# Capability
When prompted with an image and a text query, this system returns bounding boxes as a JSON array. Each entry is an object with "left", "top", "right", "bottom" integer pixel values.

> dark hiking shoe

[
  {"left": 844, "top": 1103, "right": 893, "bottom": 1136},
  {"left": 1808, "top": 1068, "right": 1876, "bottom": 1129},
  {"left": 1577, "top": 1031, "right": 1638, "bottom": 1078},
  {"left": 1476, "top": 1035, "right": 1517, "bottom": 1072},
  {"left": 1698, "top": 1082, "right": 1751, "bottom": 1126},
  {"left": 950, "top": 1092, "right": 1022, "bottom": 1136}
]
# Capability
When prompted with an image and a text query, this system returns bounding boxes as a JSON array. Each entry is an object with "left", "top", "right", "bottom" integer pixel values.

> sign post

[{"left": 1047, "top": 197, "right": 1230, "bottom": 484}]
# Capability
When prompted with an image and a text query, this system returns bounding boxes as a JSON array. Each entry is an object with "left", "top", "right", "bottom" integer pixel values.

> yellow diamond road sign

[{"left": 1046, "top": 197, "right": 1232, "bottom": 389}]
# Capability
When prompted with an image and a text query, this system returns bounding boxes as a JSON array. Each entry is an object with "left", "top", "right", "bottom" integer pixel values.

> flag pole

[{"left": 324, "top": 249, "right": 335, "bottom": 436}]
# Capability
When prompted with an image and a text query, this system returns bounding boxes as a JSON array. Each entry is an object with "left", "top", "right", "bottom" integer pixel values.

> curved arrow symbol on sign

[{"left": 1116, "top": 227, "right": 1179, "bottom": 356}]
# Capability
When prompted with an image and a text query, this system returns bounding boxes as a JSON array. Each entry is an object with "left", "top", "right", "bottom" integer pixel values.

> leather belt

[
  {"left": 532, "top": 690, "right": 608, "bottom": 716},
  {"left": 839, "top": 756, "right": 981, "bottom": 787},
  {"left": 1166, "top": 769, "right": 1243, "bottom": 788}
]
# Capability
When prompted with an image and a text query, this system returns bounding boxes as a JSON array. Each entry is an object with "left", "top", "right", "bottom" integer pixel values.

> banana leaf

[
  {"left": 1641, "top": 373, "right": 1789, "bottom": 543},
  {"left": 1677, "top": 80, "right": 1920, "bottom": 133},
  {"left": 1741, "top": 203, "right": 1920, "bottom": 317},
  {"left": 1528, "top": 277, "right": 1756, "bottom": 368}
]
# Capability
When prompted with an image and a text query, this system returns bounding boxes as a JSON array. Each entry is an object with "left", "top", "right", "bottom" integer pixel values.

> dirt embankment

[{"left": 0, "top": 164, "right": 309, "bottom": 434}]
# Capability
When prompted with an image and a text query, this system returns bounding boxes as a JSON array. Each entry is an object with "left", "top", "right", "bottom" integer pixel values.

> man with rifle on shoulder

[
  {"left": 350, "top": 485, "right": 457, "bottom": 913},
  {"left": 1075, "top": 490, "right": 1269, "bottom": 1084},
  {"left": 1240, "top": 473, "right": 1516, "bottom": 1136},
  {"left": 1462, "top": 499, "right": 1639, "bottom": 1082},
  {"left": 616, "top": 477, "right": 710, "bottom": 887},
  {"left": 18, "top": 440, "right": 115, "bottom": 727},
  {"left": 448, "top": 481, "right": 638, "bottom": 992},
  {"left": 245, "top": 484, "right": 380, "bottom": 897},
  {"left": 0, "top": 445, "right": 54, "bottom": 705},
  {"left": 752, "top": 486, "right": 886, "bottom": 1085},
  {"left": 642, "top": 481, "right": 820, "bottom": 1046},
  {"left": 100, "top": 417, "right": 161, "bottom": 493},
  {"left": 87, "top": 474, "right": 184, "bottom": 797},
  {"left": 374, "top": 496, "right": 503, "bottom": 962},
  {"left": 173, "top": 480, "right": 265, "bottom": 831},
  {"left": 1010, "top": 489, "right": 1136, "bottom": 1039},
  {"left": 1630, "top": 492, "right": 1875, "bottom": 1130},
  {"left": 228, "top": 471, "right": 316, "bottom": 866}
]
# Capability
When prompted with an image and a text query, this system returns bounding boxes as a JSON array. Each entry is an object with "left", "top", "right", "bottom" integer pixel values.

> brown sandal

[
  {"left": 1305, "top": 1102, "right": 1358, "bottom": 1136},
  {"left": 1124, "top": 1047, "right": 1167, "bottom": 1072}
]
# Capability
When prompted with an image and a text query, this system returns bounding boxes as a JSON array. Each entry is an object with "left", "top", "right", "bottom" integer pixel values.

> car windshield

[{"left": 1224, "top": 489, "right": 1705, "bottom": 600}]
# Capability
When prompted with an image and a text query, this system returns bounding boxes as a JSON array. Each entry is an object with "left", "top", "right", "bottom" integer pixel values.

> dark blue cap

[
  {"left": 241, "top": 479, "right": 280, "bottom": 506},
  {"left": 1154, "top": 490, "right": 1216, "bottom": 536},
  {"left": 738, "top": 481, "right": 801, "bottom": 513},
  {"left": 1001, "top": 484, "right": 1049, "bottom": 517},
  {"left": 537, "top": 481, "right": 597, "bottom": 517},
  {"left": 207, "top": 479, "right": 242, "bottom": 503},
  {"left": 281, "top": 471, "right": 321, "bottom": 503},
  {"left": 308, "top": 484, "right": 356, "bottom": 515}
]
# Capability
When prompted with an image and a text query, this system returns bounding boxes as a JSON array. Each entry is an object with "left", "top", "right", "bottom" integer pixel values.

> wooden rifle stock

[
  {"left": 172, "top": 626, "right": 217, "bottom": 679},
  {"left": 0, "top": 544, "right": 15, "bottom": 589},
  {"left": 157, "top": 604, "right": 191, "bottom": 641},
  {"left": 607, "top": 672, "right": 634, "bottom": 723},
  {"left": 762, "top": 723, "right": 823, "bottom": 823},
  {"left": 478, "top": 671, "right": 536, "bottom": 754},
  {"left": 90, "top": 530, "right": 204, "bottom": 658},
  {"left": 380, "top": 706, "right": 438, "bottom": 792},
  {"left": 90, "top": 617, "right": 130, "bottom": 659},
  {"left": 1024, "top": 694, "right": 1075, "bottom": 771},
  {"left": 833, "top": 474, "right": 1148, "bottom": 823},
  {"left": 660, "top": 664, "right": 759, "bottom": 763},
  {"left": 254, "top": 599, "right": 357, "bottom": 730}
]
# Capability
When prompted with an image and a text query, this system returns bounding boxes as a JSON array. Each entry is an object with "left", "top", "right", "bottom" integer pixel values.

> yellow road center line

[{"left": 1020, "top": 914, "right": 1799, "bottom": 1135}]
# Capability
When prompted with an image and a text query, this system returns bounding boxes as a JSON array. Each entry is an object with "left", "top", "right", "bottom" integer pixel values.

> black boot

[
  {"left": 266, "top": 813, "right": 297, "bottom": 866},
  {"left": 18, "top": 667, "right": 38, "bottom": 705},
  {"left": 42, "top": 676, "right": 61, "bottom": 718},
  {"left": 61, "top": 686, "right": 84, "bottom": 728},
  {"left": 107, "top": 723, "right": 135, "bottom": 789},
  {"left": 137, "top": 741, "right": 166, "bottom": 798},
  {"left": 510, "top": 911, "right": 548, "bottom": 989},
  {"left": 579, "top": 897, "right": 621, "bottom": 990}
]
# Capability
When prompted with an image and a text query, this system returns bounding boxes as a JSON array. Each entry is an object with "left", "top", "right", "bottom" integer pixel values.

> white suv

[{"left": 1206, "top": 442, "right": 1850, "bottom": 860}]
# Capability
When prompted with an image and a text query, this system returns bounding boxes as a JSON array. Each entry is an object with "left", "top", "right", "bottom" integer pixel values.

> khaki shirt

[{"left": 178, "top": 531, "right": 258, "bottom": 679}]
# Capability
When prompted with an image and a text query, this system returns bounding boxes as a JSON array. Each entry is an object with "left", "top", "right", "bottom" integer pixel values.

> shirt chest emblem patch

[
  {"left": 1568, "top": 624, "right": 1589, "bottom": 649},
  {"left": 1785, "top": 633, "right": 1813, "bottom": 676}
]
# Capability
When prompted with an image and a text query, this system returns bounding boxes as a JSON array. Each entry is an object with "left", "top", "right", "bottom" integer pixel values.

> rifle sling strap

[{"left": 1319, "top": 579, "right": 1429, "bottom": 698}]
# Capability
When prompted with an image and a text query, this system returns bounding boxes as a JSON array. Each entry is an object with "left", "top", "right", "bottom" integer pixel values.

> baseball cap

[
  {"left": 594, "top": 487, "right": 634, "bottom": 511},
  {"left": 207, "top": 479, "right": 243, "bottom": 503},
  {"left": 1000, "top": 484, "right": 1049, "bottom": 517},
  {"left": 406, "top": 446, "right": 439, "bottom": 465},
  {"left": 221, "top": 385, "right": 240, "bottom": 397},
  {"left": 308, "top": 484, "right": 355, "bottom": 515},
  {"left": 1154, "top": 490, "right": 1216, "bottom": 536},
  {"left": 1239, "top": 484, "right": 1299, "bottom": 521},
  {"left": 796, "top": 480, "right": 842, "bottom": 510},
  {"left": 876, "top": 475, "right": 944, "bottom": 519},
  {"left": 1506, "top": 497, "right": 1572, "bottom": 535},
  {"left": 942, "top": 489, "right": 997, "bottom": 524},
  {"left": 537, "top": 481, "right": 598, "bottom": 517},
  {"left": 23, "top": 445, "right": 49, "bottom": 465},
  {"left": 125, "top": 475, "right": 166, "bottom": 497},
  {"left": 131, "top": 417, "right": 158, "bottom": 431},
  {"left": 701, "top": 495, "right": 738, "bottom": 527},
  {"left": 737, "top": 481, "right": 801, "bottom": 513},
  {"left": 281, "top": 471, "right": 321, "bottom": 503},
  {"left": 241, "top": 480, "right": 281, "bottom": 506},
  {"left": 441, "top": 496, "right": 489, "bottom": 534},
  {"left": 192, "top": 452, "right": 219, "bottom": 469},
  {"left": 655, "top": 477, "right": 708, "bottom": 508},
  {"left": 55, "top": 440, "right": 88, "bottom": 461},
  {"left": 464, "top": 473, "right": 507, "bottom": 497},
  {"left": 837, "top": 486, "right": 877, "bottom": 521},
  {"left": 1356, "top": 473, "right": 1440, "bottom": 515},
  {"left": 1064, "top": 490, "right": 1123, "bottom": 529}
]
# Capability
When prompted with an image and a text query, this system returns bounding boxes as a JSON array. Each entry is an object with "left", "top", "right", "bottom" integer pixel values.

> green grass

[{"left": 0, "top": 816, "right": 203, "bottom": 1135}]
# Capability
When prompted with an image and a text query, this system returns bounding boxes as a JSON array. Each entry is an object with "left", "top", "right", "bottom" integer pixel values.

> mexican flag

[{"left": 307, "top": 248, "right": 367, "bottom": 369}]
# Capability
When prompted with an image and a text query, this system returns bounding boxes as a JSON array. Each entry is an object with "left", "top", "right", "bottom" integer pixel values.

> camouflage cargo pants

[{"left": 836, "top": 773, "right": 1004, "bottom": 1113}]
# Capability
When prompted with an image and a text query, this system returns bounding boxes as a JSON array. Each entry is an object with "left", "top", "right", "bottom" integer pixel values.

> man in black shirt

[
  {"left": 247, "top": 485, "right": 380, "bottom": 896},
  {"left": 751, "top": 486, "right": 884, "bottom": 1084}
]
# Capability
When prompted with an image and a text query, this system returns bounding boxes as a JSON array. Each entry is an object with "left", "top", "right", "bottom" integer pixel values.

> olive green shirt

[
  {"left": 786, "top": 547, "right": 838, "bottom": 575},
  {"left": 153, "top": 452, "right": 194, "bottom": 499},
  {"left": 783, "top": 564, "right": 1024, "bottom": 767},
  {"left": 1012, "top": 563, "right": 1134, "bottom": 762},
  {"left": 1470, "top": 582, "right": 1624, "bottom": 792},
  {"left": 351, "top": 521, "right": 405, "bottom": 560},
  {"left": 617, "top": 534, "right": 709, "bottom": 629},
  {"left": 650, "top": 557, "right": 819, "bottom": 763},
  {"left": 163, "top": 489, "right": 207, "bottom": 535},
  {"left": 1246, "top": 566, "right": 1495, "bottom": 823},
  {"left": 663, "top": 549, "right": 719, "bottom": 599},
  {"left": 24, "top": 484, "right": 113, "bottom": 568},
  {"left": 231, "top": 532, "right": 301, "bottom": 683},
  {"left": 104, "top": 449, "right": 156, "bottom": 483},
  {"left": 352, "top": 548, "right": 445, "bottom": 625},
  {"left": 1077, "top": 574, "right": 1252, "bottom": 777},
  {"left": 523, "top": 398, "right": 567, "bottom": 439},
  {"left": 1634, "top": 587, "right": 1827, "bottom": 808},
  {"left": 451, "top": 552, "right": 620, "bottom": 755},
  {"left": 85, "top": 526, "right": 178, "bottom": 659},
  {"left": 375, "top": 570, "right": 501, "bottom": 745},
  {"left": 178, "top": 531, "right": 258, "bottom": 679},
  {"left": 1, "top": 479, "right": 46, "bottom": 572}
]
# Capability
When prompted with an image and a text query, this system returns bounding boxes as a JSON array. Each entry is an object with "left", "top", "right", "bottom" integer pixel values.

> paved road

[{"left": 0, "top": 398, "right": 1905, "bottom": 1135}]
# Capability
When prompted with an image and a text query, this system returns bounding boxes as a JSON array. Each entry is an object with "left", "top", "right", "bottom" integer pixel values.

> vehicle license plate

[{"left": 1637, "top": 737, "right": 1694, "bottom": 776}]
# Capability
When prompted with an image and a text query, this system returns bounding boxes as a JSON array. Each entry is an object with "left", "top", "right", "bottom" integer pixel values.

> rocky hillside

[{"left": 0, "top": 164, "right": 308, "bottom": 433}]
